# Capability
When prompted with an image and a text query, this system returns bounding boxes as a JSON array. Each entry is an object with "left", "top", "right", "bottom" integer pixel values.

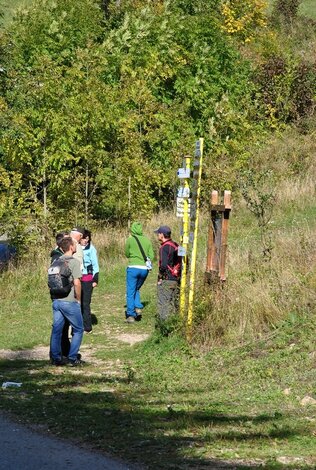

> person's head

[
  {"left": 55, "top": 231, "right": 70, "bottom": 248},
  {"left": 154, "top": 225, "right": 171, "bottom": 244},
  {"left": 70, "top": 227, "right": 84, "bottom": 242},
  {"left": 59, "top": 236, "right": 76, "bottom": 255},
  {"left": 131, "top": 221, "right": 143, "bottom": 236},
  {"left": 80, "top": 229, "right": 91, "bottom": 247}
]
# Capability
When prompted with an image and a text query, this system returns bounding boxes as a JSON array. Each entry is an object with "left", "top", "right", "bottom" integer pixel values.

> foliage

[
  {"left": 239, "top": 168, "right": 276, "bottom": 260},
  {"left": 220, "top": 0, "right": 268, "bottom": 42},
  {"left": 254, "top": 53, "right": 316, "bottom": 125},
  {"left": 1, "top": 0, "right": 315, "bottom": 251},
  {"left": 0, "top": 0, "right": 265, "bottom": 238},
  {"left": 273, "top": 0, "right": 302, "bottom": 21}
]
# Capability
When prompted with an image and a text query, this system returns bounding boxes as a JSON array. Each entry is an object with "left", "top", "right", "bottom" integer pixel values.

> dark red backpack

[{"left": 162, "top": 240, "right": 182, "bottom": 279}]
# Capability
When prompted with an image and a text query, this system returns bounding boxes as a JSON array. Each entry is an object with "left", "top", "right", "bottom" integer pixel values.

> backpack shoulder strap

[
  {"left": 163, "top": 240, "right": 178, "bottom": 250},
  {"left": 132, "top": 235, "right": 147, "bottom": 262}
]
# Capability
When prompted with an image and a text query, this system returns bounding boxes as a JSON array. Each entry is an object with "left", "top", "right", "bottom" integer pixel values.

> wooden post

[
  {"left": 219, "top": 191, "right": 231, "bottom": 281},
  {"left": 187, "top": 138, "right": 204, "bottom": 335},
  {"left": 206, "top": 191, "right": 218, "bottom": 272},
  {"left": 205, "top": 190, "right": 231, "bottom": 284}
]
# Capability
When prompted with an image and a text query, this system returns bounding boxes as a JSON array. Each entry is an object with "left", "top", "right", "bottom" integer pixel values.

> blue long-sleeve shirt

[{"left": 82, "top": 242, "right": 99, "bottom": 283}]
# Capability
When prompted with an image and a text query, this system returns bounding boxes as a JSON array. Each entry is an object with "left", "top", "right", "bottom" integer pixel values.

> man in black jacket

[{"left": 155, "top": 225, "right": 181, "bottom": 321}]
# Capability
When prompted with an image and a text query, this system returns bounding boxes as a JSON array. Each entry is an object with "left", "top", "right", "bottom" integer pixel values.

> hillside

[{"left": 0, "top": 1, "right": 315, "bottom": 468}]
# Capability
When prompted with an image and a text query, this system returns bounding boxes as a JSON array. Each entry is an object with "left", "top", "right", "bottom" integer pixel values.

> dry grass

[{"left": 193, "top": 169, "right": 316, "bottom": 348}]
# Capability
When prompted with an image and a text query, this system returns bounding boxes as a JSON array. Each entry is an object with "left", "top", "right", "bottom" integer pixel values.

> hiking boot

[
  {"left": 126, "top": 316, "right": 136, "bottom": 323},
  {"left": 67, "top": 358, "right": 85, "bottom": 367}
]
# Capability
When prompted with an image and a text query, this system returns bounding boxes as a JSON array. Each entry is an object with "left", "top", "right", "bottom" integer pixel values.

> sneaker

[
  {"left": 51, "top": 359, "right": 66, "bottom": 366},
  {"left": 67, "top": 358, "right": 85, "bottom": 367},
  {"left": 135, "top": 308, "right": 143, "bottom": 314},
  {"left": 126, "top": 316, "right": 136, "bottom": 323}
]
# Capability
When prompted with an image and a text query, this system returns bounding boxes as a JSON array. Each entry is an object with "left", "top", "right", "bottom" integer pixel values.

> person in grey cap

[
  {"left": 70, "top": 227, "right": 84, "bottom": 272},
  {"left": 155, "top": 225, "right": 181, "bottom": 323}
]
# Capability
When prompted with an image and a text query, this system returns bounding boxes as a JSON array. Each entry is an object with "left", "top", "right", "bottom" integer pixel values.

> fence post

[{"left": 205, "top": 190, "right": 231, "bottom": 284}]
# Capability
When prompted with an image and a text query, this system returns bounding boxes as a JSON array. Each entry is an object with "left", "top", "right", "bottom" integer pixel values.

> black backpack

[{"left": 48, "top": 257, "right": 74, "bottom": 298}]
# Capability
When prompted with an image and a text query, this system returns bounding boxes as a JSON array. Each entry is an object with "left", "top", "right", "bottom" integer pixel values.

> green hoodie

[{"left": 125, "top": 222, "right": 154, "bottom": 267}]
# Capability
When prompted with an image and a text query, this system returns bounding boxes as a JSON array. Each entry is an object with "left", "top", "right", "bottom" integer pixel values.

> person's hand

[
  {"left": 157, "top": 280, "right": 162, "bottom": 286},
  {"left": 92, "top": 282, "right": 97, "bottom": 288}
]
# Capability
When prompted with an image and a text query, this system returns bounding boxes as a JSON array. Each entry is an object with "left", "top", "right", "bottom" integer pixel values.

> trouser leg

[
  {"left": 51, "top": 301, "right": 65, "bottom": 361},
  {"left": 157, "top": 280, "right": 178, "bottom": 321},
  {"left": 126, "top": 268, "right": 138, "bottom": 317},
  {"left": 134, "top": 270, "right": 148, "bottom": 309},
  {"left": 61, "top": 320, "right": 71, "bottom": 356},
  {"left": 81, "top": 281, "right": 93, "bottom": 332},
  {"left": 59, "top": 301, "right": 84, "bottom": 362}
]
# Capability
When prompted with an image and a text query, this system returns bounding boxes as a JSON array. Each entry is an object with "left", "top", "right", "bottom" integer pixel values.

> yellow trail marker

[
  {"left": 179, "top": 155, "right": 191, "bottom": 318},
  {"left": 187, "top": 138, "right": 204, "bottom": 338}
]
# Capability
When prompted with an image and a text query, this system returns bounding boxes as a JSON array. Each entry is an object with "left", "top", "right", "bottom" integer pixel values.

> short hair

[
  {"left": 59, "top": 237, "right": 74, "bottom": 253},
  {"left": 55, "top": 231, "right": 70, "bottom": 247}
]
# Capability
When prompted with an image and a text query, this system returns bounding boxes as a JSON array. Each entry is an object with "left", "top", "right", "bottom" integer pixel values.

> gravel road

[{"left": 0, "top": 412, "right": 137, "bottom": 470}]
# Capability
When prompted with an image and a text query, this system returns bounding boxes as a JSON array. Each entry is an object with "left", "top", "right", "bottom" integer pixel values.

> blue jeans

[
  {"left": 51, "top": 300, "right": 84, "bottom": 361},
  {"left": 126, "top": 267, "right": 148, "bottom": 317}
]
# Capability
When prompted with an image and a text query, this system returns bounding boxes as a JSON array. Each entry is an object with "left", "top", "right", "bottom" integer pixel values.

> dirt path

[{"left": 0, "top": 279, "right": 153, "bottom": 469}]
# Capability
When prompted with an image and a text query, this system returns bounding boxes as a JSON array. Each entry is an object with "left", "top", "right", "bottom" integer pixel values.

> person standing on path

[
  {"left": 50, "top": 237, "right": 84, "bottom": 366},
  {"left": 70, "top": 227, "right": 84, "bottom": 271},
  {"left": 80, "top": 229, "right": 99, "bottom": 333},
  {"left": 124, "top": 222, "right": 154, "bottom": 323},
  {"left": 49, "top": 231, "right": 71, "bottom": 358},
  {"left": 155, "top": 225, "right": 181, "bottom": 322}
]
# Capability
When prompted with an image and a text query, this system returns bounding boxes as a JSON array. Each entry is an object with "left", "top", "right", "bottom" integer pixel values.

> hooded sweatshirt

[{"left": 125, "top": 222, "right": 154, "bottom": 268}]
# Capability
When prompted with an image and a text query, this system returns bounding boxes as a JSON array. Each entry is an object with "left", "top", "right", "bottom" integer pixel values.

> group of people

[
  {"left": 49, "top": 223, "right": 180, "bottom": 366},
  {"left": 125, "top": 223, "right": 181, "bottom": 323},
  {"left": 49, "top": 228, "right": 99, "bottom": 366}
]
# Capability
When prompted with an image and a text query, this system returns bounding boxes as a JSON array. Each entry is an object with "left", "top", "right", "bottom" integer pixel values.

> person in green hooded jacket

[{"left": 124, "top": 222, "right": 154, "bottom": 323}]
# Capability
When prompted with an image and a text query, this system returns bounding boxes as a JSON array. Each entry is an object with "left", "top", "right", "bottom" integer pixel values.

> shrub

[{"left": 273, "top": 0, "right": 302, "bottom": 21}]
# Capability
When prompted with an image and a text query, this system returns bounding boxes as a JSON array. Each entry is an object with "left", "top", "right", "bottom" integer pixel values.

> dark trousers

[
  {"left": 81, "top": 281, "right": 93, "bottom": 332},
  {"left": 49, "top": 319, "right": 70, "bottom": 358},
  {"left": 61, "top": 320, "right": 71, "bottom": 356},
  {"left": 157, "top": 280, "right": 179, "bottom": 320}
]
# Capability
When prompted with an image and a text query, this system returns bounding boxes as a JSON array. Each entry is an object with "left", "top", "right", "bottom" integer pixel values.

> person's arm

[
  {"left": 74, "top": 278, "right": 81, "bottom": 303},
  {"left": 158, "top": 245, "right": 169, "bottom": 280},
  {"left": 90, "top": 245, "right": 99, "bottom": 286}
]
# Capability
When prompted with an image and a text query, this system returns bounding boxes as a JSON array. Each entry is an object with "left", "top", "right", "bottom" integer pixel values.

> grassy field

[
  {"left": 299, "top": 0, "right": 316, "bottom": 19},
  {"left": 0, "top": 166, "right": 315, "bottom": 469}
]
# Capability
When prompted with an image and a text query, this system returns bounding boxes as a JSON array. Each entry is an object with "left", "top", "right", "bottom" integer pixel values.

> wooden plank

[
  {"left": 211, "top": 190, "right": 218, "bottom": 205},
  {"left": 212, "top": 215, "right": 222, "bottom": 272},
  {"left": 224, "top": 190, "right": 232, "bottom": 209}
]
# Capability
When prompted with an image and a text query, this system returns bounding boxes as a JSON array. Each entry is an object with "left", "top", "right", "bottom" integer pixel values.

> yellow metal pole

[
  {"left": 179, "top": 155, "right": 191, "bottom": 318},
  {"left": 187, "top": 138, "right": 204, "bottom": 336}
]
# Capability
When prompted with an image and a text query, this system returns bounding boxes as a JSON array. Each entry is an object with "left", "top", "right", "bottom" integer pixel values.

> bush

[{"left": 273, "top": 0, "right": 302, "bottom": 21}]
